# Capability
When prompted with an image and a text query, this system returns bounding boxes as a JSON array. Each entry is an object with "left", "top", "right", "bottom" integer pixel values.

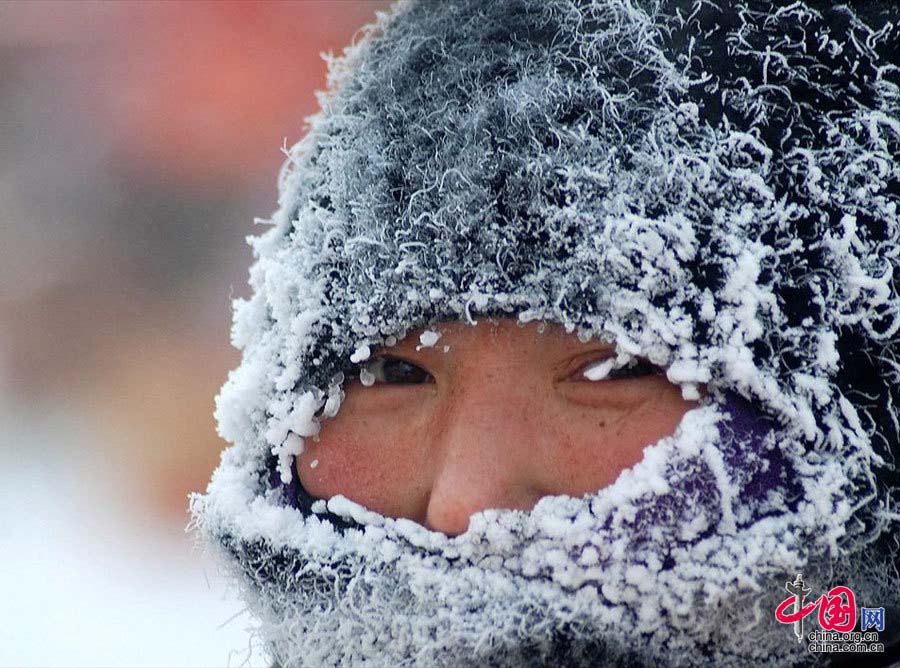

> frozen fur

[{"left": 189, "top": 1, "right": 900, "bottom": 666}]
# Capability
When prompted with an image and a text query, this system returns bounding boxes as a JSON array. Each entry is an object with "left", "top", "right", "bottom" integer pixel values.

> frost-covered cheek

[{"left": 295, "top": 370, "right": 701, "bottom": 533}]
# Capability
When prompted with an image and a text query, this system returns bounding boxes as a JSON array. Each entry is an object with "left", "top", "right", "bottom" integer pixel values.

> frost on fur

[{"left": 191, "top": 1, "right": 900, "bottom": 666}]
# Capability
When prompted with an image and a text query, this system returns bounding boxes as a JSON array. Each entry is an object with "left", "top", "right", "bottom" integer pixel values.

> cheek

[
  {"left": 548, "top": 380, "right": 698, "bottom": 494},
  {"left": 295, "top": 411, "right": 433, "bottom": 519}
]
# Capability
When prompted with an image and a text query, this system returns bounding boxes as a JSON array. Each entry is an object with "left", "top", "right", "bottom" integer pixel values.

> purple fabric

[{"left": 720, "top": 389, "right": 791, "bottom": 502}]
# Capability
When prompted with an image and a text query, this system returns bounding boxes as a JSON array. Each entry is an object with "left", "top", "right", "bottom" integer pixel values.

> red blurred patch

[{"left": 107, "top": 2, "right": 391, "bottom": 185}]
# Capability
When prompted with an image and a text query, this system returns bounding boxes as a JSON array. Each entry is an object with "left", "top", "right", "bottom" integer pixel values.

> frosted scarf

[{"left": 190, "top": 1, "right": 900, "bottom": 665}]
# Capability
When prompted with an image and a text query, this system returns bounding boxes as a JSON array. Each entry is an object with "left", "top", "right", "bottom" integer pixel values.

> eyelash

[
  {"left": 361, "top": 356, "right": 435, "bottom": 385},
  {"left": 577, "top": 357, "right": 660, "bottom": 381}
]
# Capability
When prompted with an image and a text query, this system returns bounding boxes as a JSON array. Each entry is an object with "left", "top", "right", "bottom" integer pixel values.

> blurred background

[{"left": 0, "top": 1, "right": 390, "bottom": 665}]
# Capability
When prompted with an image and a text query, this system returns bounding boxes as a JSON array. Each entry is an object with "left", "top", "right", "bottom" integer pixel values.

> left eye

[
  {"left": 363, "top": 356, "right": 434, "bottom": 385},
  {"left": 579, "top": 357, "right": 660, "bottom": 381}
]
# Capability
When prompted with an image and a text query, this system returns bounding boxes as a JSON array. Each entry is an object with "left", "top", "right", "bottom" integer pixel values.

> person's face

[{"left": 297, "top": 318, "right": 702, "bottom": 536}]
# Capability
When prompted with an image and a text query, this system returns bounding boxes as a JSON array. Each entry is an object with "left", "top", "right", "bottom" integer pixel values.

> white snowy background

[
  {"left": 0, "top": 398, "right": 263, "bottom": 667},
  {"left": 0, "top": 2, "right": 388, "bottom": 666}
]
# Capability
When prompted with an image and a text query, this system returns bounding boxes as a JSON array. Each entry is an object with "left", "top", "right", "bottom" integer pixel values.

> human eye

[
  {"left": 577, "top": 356, "right": 661, "bottom": 381},
  {"left": 360, "top": 355, "right": 435, "bottom": 386}
]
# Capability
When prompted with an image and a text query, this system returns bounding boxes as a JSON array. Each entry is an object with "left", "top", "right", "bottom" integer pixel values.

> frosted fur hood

[{"left": 190, "top": 1, "right": 900, "bottom": 666}]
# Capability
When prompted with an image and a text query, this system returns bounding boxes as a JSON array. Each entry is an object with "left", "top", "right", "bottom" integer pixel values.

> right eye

[
  {"left": 578, "top": 356, "right": 661, "bottom": 381},
  {"left": 361, "top": 356, "right": 434, "bottom": 385}
]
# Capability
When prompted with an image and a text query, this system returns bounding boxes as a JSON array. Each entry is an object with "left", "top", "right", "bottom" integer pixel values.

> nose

[{"left": 424, "top": 384, "right": 546, "bottom": 536}]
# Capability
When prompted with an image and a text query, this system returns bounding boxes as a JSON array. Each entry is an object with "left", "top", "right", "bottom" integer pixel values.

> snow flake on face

[
  {"left": 350, "top": 343, "right": 371, "bottom": 364},
  {"left": 321, "top": 382, "right": 343, "bottom": 418},
  {"left": 265, "top": 390, "right": 322, "bottom": 484},
  {"left": 359, "top": 366, "right": 375, "bottom": 387},
  {"left": 271, "top": 433, "right": 304, "bottom": 484},
  {"left": 582, "top": 357, "right": 618, "bottom": 381},
  {"left": 417, "top": 329, "right": 442, "bottom": 349}
]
